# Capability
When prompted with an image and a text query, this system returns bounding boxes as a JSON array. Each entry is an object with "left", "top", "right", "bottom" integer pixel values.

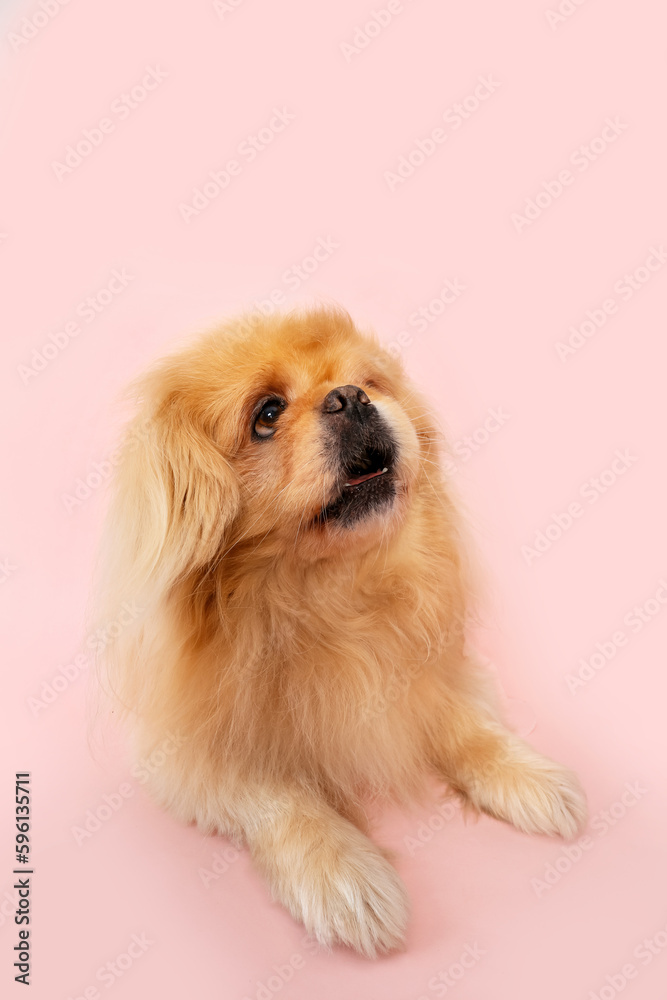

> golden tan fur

[{"left": 95, "top": 307, "right": 586, "bottom": 956}]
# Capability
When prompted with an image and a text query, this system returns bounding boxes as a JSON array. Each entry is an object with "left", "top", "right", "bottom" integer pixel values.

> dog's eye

[{"left": 253, "top": 398, "right": 286, "bottom": 439}]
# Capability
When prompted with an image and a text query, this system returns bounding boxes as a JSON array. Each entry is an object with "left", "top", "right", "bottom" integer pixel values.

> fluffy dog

[{"left": 96, "top": 306, "right": 586, "bottom": 957}]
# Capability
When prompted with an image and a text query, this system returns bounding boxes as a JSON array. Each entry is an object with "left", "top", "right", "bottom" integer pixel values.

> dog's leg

[
  {"left": 428, "top": 678, "right": 587, "bottom": 839},
  {"left": 209, "top": 783, "right": 409, "bottom": 957}
]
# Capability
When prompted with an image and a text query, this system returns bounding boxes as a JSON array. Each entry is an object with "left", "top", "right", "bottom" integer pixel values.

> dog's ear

[{"left": 104, "top": 388, "right": 240, "bottom": 604}]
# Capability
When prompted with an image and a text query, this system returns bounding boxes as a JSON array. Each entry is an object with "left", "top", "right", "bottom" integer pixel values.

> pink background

[{"left": 2, "top": 0, "right": 666, "bottom": 997}]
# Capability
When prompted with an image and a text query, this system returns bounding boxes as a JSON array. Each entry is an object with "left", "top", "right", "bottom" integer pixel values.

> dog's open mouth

[
  {"left": 316, "top": 444, "right": 396, "bottom": 526},
  {"left": 344, "top": 448, "right": 390, "bottom": 488}
]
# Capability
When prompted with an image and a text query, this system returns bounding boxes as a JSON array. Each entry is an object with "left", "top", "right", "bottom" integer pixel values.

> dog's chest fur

[{"left": 197, "top": 540, "right": 461, "bottom": 798}]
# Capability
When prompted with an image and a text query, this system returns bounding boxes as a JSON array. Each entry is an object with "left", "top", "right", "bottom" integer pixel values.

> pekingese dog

[{"left": 96, "top": 306, "right": 586, "bottom": 957}]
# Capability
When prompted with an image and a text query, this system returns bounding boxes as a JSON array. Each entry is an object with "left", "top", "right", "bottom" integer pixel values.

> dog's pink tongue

[{"left": 345, "top": 468, "right": 385, "bottom": 486}]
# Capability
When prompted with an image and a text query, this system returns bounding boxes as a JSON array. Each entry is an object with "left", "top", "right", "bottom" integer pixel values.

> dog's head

[{"left": 110, "top": 308, "right": 437, "bottom": 591}]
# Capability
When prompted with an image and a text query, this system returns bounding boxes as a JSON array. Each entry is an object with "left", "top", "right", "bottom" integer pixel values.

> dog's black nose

[{"left": 322, "top": 385, "right": 371, "bottom": 414}]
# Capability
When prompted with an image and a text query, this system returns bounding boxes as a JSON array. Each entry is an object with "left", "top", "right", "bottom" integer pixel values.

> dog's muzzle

[{"left": 316, "top": 385, "right": 398, "bottom": 526}]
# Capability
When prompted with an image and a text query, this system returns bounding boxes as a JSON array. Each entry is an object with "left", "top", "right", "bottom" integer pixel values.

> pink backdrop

[{"left": 2, "top": 0, "right": 666, "bottom": 997}]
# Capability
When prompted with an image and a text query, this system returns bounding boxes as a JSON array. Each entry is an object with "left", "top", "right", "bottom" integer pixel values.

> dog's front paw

[
  {"left": 306, "top": 844, "right": 409, "bottom": 957},
  {"left": 467, "top": 749, "right": 588, "bottom": 840},
  {"left": 274, "top": 833, "right": 409, "bottom": 958}
]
